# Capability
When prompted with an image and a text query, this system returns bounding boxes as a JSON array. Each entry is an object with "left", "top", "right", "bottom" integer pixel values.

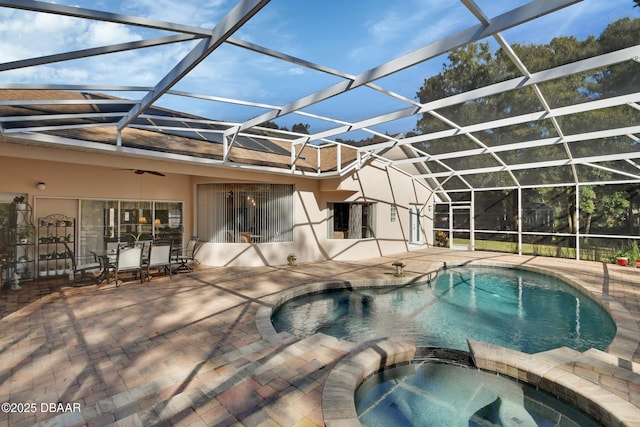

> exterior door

[{"left": 409, "top": 204, "right": 422, "bottom": 244}]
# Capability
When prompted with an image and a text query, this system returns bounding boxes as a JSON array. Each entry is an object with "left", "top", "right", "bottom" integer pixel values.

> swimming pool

[
  {"left": 355, "top": 359, "right": 601, "bottom": 427},
  {"left": 272, "top": 266, "right": 616, "bottom": 353}
]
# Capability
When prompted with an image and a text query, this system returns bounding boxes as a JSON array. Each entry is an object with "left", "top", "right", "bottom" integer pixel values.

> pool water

[
  {"left": 355, "top": 362, "right": 601, "bottom": 427},
  {"left": 272, "top": 267, "right": 616, "bottom": 353}
]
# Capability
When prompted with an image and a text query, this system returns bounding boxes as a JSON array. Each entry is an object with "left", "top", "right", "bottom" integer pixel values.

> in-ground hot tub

[{"left": 355, "top": 348, "right": 601, "bottom": 427}]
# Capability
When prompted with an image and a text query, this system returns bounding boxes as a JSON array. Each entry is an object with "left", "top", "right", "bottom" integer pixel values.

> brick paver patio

[{"left": 1, "top": 248, "right": 640, "bottom": 426}]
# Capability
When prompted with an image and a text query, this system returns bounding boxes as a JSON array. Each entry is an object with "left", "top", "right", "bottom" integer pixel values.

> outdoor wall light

[{"left": 37, "top": 182, "right": 46, "bottom": 190}]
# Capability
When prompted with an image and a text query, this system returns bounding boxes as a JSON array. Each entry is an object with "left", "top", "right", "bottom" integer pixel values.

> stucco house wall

[{"left": 1, "top": 139, "right": 432, "bottom": 267}]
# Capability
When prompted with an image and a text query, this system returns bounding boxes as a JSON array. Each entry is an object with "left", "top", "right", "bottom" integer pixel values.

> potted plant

[
  {"left": 13, "top": 196, "right": 26, "bottom": 210},
  {"left": 613, "top": 241, "right": 640, "bottom": 267},
  {"left": 16, "top": 255, "right": 29, "bottom": 273},
  {"left": 17, "top": 224, "right": 32, "bottom": 244},
  {"left": 434, "top": 230, "right": 449, "bottom": 247},
  {"left": 625, "top": 241, "right": 640, "bottom": 268},
  {"left": 129, "top": 231, "right": 151, "bottom": 248}
]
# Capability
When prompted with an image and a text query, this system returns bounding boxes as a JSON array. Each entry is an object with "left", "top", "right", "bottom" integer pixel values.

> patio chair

[
  {"left": 145, "top": 242, "right": 176, "bottom": 281},
  {"left": 113, "top": 246, "right": 143, "bottom": 287},
  {"left": 63, "top": 242, "right": 102, "bottom": 284},
  {"left": 174, "top": 236, "right": 199, "bottom": 272}
]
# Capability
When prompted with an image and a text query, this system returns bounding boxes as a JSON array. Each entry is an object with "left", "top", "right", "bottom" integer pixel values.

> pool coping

[
  {"left": 256, "top": 260, "right": 640, "bottom": 360},
  {"left": 255, "top": 260, "right": 640, "bottom": 426},
  {"left": 320, "top": 337, "right": 640, "bottom": 426}
]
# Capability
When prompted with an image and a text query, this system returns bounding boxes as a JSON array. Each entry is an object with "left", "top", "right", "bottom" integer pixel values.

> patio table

[{"left": 90, "top": 249, "right": 116, "bottom": 283}]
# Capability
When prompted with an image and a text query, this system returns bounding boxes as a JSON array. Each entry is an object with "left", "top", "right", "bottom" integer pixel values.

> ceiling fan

[
  {"left": 117, "top": 168, "right": 166, "bottom": 176},
  {"left": 134, "top": 169, "right": 165, "bottom": 176}
]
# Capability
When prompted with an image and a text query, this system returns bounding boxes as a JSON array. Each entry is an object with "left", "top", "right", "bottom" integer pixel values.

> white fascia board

[
  {"left": 0, "top": 112, "right": 123, "bottom": 123},
  {"left": 1, "top": 123, "right": 114, "bottom": 133},
  {"left": 0, "top": 83, "right": 153, "bottom": 92},
  {"left": 4, "top": 131, "right": 121, "bottom": 152},
  {"left": 3, "top": 131, "right": 327, "bottom": 178},
  {"left": 0, "top": 99, "right": 137, "bottom": 106}
]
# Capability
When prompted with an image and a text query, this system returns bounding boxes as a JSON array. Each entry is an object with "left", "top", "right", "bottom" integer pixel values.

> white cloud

[
  {"left": 122, "top": 0, "right": 228, "bottom": 27},
  {"left": 0, "top": 5, "right": 193, "bottom": 86},
  {"left": 348, "top": 1, "right": 469, "bottom": 67},
  {"left": 80, "top": 21, "right": 143, "bottom": 46},
  {"left": 0, "top": 10, "right": 86, "bottom": 60}
]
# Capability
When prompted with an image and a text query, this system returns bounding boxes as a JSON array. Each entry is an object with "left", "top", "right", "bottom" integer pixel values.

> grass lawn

[{"left": 452, "top": 238, "right": 619, "bottom": 263}]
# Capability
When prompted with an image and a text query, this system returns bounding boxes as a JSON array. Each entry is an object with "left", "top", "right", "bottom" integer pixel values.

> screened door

[{"left": 452, "top": 205, "right": 471, "bottom": 250}]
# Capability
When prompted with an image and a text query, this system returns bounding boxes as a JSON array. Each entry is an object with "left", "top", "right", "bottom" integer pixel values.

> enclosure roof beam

[
  {"left": 117, "top": 0, "right": 270, "bottom": 130},
  {"left": 229, "top": 0, "right": 579, "bottom": 136},
  {"left": 308, "top": 46, "right": 639, "bottom": 148}
]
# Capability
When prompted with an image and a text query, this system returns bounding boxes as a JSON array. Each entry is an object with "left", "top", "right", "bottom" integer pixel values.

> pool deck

[{"left": 1, "top": 248, "right": 640, "bottom": 426}]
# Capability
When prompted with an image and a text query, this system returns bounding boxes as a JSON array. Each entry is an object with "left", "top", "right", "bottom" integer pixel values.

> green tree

[
  {"left": 291, "top": 123, "right": 310, "bottom": 134},
  {"left": 414, "top": 17, "right": 639, "bottom": 235},
  {"left": 579, "top": 186, "right": 596, "bottom": 236},
  {"left": 259, "top": 120, "right": 283, "bottom": 130}
]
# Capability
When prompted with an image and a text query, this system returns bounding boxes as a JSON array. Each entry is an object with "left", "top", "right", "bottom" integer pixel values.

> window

[
  {"left": 328, "top": 202, "right": 375, "bottom": 239},
  {"left": 79, "top": 199, "right": 183, "bottom": 262},
  {"left": 390, "top": 205, "right": 397, "bottom": 223},
  {"left": 197, "top": 183, "right": 294, "bottom": 243}
]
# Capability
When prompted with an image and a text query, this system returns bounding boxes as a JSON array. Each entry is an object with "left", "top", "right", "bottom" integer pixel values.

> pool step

[
  {"left": 583, "top": 348, "right": 640, "bottom": 374},
  {"left": 470, "top": 340, "right": 640, "bottom": 425},
  {"left": 536, "top": 347, "right": 640, "bottom": 407}
]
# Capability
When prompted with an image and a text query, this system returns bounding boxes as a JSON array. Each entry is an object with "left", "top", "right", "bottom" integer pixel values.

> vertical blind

[{"left": 197, "top": 183, "right": 294, "bottom": 243}]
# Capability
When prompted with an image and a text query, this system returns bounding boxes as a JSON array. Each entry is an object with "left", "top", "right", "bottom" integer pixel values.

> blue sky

[{"left": 0, "top": 0, "right": 637, "bottom": 136}]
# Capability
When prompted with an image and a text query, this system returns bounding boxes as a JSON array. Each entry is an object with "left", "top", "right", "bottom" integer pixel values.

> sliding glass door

[{"left": 79, "top": 199, "right": 183, "bottom": 262}]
